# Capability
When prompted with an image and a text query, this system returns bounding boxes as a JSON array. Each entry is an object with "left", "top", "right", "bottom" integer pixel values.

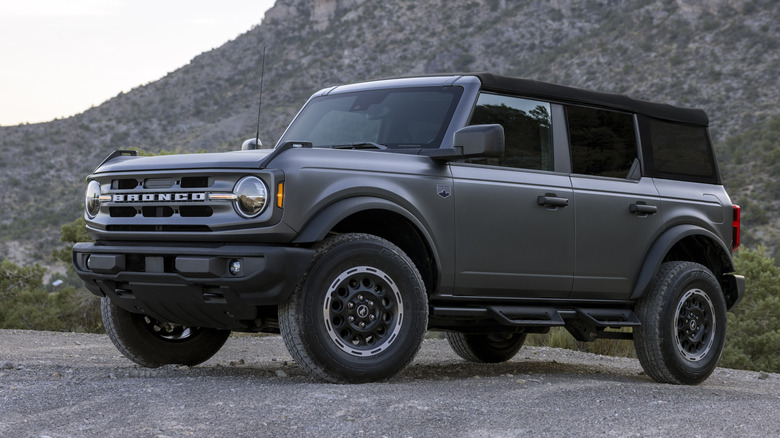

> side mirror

[
  {"left": 453, "top": 124, "right": 504, "bottom": 158},
  {"left": 422, "top": 124, "right": 504, "bottom": 161},
  {"left": 241, "top": 138, "right": 263, "bottom": 150}
]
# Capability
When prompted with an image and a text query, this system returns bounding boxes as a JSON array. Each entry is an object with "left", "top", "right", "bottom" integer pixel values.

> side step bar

[
  {"left": 574, "top": 308, "right": 640, "bottom": 327},
  {"left": 488, "top": 306, "right": 565, "bottom": 326},
  {"left": 430, "top": 305, "right": 640, "bottom": 329}
]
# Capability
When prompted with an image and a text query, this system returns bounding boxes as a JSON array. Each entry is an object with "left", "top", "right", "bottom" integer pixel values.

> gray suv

[{"left": 73, "top": 74, "right": 744, "bottom": 384}]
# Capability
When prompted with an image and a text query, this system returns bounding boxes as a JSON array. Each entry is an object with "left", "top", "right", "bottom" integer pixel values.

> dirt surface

[{"left": 1, "top": 329, "right": 779, "bottom": 437}]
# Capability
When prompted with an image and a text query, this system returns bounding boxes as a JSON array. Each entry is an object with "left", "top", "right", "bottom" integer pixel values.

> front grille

[{"left": 95, "top": 172, "right": 265, "bottom": 233}]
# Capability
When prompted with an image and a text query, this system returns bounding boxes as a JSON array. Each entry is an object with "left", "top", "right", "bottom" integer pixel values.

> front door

[{"left": 450, "top": 93, "right": 574, "bottom": 298}]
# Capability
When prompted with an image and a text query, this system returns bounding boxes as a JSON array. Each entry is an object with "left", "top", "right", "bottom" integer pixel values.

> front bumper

[{"left": 72, "top": 242, "right": 314, "bottom": 330}]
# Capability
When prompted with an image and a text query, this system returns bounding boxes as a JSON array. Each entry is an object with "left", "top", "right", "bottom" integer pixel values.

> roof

[{"left": 473, "top": 73, "right": 709, "bottom": 126}]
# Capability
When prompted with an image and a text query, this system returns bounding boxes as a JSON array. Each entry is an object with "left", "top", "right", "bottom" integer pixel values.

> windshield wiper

[{"left": 329, "top": 142, "right": 388, "bottom": 150}]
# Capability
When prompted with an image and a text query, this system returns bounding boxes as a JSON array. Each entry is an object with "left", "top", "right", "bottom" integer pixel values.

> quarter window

[
  {"left": 567, "top": 106, "right": 637, "bottom": 178},
  {"left": 646, "top": 119, "right": 716, "bottom": 181},
  {"left": 469, "top": 93, "right": 553, "bottom": 171}
]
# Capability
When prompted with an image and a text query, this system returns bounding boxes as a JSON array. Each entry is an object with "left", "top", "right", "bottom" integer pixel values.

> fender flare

[
  {"left": 292, "top": 196, "right": 442, "bottom": 275},
  {"left": 292, "top": 196, "right": 426, "bottom": 243},
  {"left": 630, "top": 224, "right": 734, "bottom": 300}
]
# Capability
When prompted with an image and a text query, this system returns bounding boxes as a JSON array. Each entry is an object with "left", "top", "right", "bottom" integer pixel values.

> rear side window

[
  {"left": 567, "top": 106, "right": 638, "bottom": 178},
  {"left": 645, "top": 119, "right": 718, "bottom": 183}
]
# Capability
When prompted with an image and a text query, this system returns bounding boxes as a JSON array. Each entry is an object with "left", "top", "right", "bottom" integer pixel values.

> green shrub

[
  {"left": 720, "top": 247, "right": 780, "bottom": 372},
  {"left": 0, "top": 259, "right": 102, "bottom": 332}
]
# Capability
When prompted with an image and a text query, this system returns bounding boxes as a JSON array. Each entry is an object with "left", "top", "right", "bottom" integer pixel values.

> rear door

[
  {"left": 451, "top": 94, "right": 574, "bottom": 298},
  {"left": 565, "top": 105, "right": 664, "bottom": 300}
]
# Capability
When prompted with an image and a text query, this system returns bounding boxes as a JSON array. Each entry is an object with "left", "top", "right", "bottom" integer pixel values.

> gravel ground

[{"left": 1, "top": 329, "right": 778, "bottom": 437}]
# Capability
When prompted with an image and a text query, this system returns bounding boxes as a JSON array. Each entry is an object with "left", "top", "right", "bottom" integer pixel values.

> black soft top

[{"left": 474, "top": 73, "right": 709, "bottom": 126}]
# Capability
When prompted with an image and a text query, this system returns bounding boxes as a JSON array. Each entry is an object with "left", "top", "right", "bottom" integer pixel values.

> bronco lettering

[{"left": 111, "top": 193, "right": 207, "bottom": 202}]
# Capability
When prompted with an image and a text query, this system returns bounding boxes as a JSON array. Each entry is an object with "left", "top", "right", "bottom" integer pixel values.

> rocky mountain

[{"left": 1, "top": 0, "right": 778, "bottom": 265}]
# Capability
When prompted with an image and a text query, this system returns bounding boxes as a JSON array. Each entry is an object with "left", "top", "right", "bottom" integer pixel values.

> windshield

[{"left": 280, "top": 86, "right": 463, "bottom": 149}]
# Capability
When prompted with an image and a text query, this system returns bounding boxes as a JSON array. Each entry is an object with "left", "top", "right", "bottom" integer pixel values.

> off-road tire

[
  {"left": 446, "top": 332, "right": 527, "bottom": 363},
  {"left": 279, "top": 233, "right": 428, "bottom": 383},
  {"left": 101, "top": 297, "right": 230, "bottom": 367},
  {"left": 634, "top": 261, "right": 727, "bottom": 385}
]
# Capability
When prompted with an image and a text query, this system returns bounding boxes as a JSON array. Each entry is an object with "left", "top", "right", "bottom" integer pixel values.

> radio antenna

[{"left": 254, "top": 47, "right": 266, "bottom": 147}]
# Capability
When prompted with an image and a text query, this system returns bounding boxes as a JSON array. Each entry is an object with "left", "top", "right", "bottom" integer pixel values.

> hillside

[{"left": 0, "top": 0, "right": 778, "bottom": 264}]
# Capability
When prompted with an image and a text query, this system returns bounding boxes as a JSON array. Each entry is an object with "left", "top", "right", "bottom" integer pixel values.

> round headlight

[
  {"left": 234, "top": 176, "right": 268, "bottom": 218},
  {"left": 85, "top": 180, "right": 101, "bottom": 218}
]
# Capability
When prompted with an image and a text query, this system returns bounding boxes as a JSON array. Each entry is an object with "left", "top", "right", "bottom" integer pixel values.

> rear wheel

[
  {"left": 101, "top": 297, "right": 230, "bottom": 367},
  {"left": 446, "top": 332, "right": 527, "bottom": 363},
  {"left": 279, "top": 233, "right": 428, "bottom": 383},
  {"left": 634, "top": 261, "right": 727, "bottom": 384}
]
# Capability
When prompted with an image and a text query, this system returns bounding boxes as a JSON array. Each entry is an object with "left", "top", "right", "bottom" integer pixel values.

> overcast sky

[{"left": 0, "top": 0, "right": 275, "bottom": 126}]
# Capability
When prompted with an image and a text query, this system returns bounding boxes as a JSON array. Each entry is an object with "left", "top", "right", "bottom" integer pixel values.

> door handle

[
  {"left": 630, "top": 203, "right": 658, "bottom": 215},
  {"left": 538, "top": 195, "right": 569, "bottom": 208}
]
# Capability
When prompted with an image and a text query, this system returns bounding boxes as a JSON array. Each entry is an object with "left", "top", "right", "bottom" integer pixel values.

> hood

[{"left": 94, "top": 149, "right": 275, "bottom": 174}]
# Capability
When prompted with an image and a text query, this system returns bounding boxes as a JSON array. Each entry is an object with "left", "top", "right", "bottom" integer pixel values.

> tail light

[{"left": 731, "top": 205, "right": 740, "bottom": 252}]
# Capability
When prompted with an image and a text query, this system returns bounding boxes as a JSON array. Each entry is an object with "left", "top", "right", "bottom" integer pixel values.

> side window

[
  {"left": 567, "top": 105, "right": 637, "bottom": 178},
  {"left": 646, "top": 119, "right": 717, "bottom": 182},
  {"left": 469, "top": 93, "right": 553, "bottom": 171}
]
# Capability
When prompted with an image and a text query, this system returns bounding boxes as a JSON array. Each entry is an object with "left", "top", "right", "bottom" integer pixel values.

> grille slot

[
  {"left": 142, "top": 206, "right": 174, "bottom": 217},
  {"left": 181, "top": 176, "right": 212, "bottom": 188},
  {"left": 144, "top": 178, "right": 175, "bottom": 189},
  {"left": 109, "top": 207, "right": 138, "bottom": 217},
  {"left": 114, "top": 179, "right": 140, "bottom": 189},
  {"left": 180, "top": 206, "right": 213, "bottom": 217},
  {"left": 106, "top": 225, "right": 211, "bottom": 232}
]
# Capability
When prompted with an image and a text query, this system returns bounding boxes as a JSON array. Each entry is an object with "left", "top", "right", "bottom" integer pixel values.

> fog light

[
  {"left": 229, "top": 259, "right": 241, "bottom": 276},
  {"left": 85, "top": 255, "right": 92, "bottom": 270}
]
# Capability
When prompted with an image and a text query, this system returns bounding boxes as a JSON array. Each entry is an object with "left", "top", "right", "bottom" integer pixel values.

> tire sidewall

[{"left": 294, "top": 236, "right": 427, "bottom": 381}]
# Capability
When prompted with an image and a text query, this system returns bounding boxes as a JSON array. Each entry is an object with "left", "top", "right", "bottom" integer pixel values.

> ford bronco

[{"left": 73, "top": 73, "right": 744, "bottom": 384}]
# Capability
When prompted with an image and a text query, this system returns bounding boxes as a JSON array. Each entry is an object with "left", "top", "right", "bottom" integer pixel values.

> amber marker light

[{"left": 277, "top": 182, "right": 284, "bottom": 208}]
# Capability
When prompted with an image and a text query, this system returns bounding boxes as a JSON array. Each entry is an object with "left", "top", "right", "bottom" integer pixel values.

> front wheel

[
  {"left": 446, "top": 332, "right": 527, "bottom": 363},
  {"left": 279, "top": 233, "right": 428, "bottom": 383},
  {"left": 634, "top": 261, "right": 727, "bottom": 385},
  {"left": 101, "top": 297, "right": 230, "bottom": 367}
]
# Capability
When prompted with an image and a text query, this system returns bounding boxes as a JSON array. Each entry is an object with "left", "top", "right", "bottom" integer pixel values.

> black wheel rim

[
  {"left": 142, "top": 315, "right": 197, "bottom": 342},
  {"left": 322, "top": 266, "right": 404, "bottom": 356},
  {"left": 673, "top": 288, "right": 716, "bottom": 362},
  {"left": 484, "top": 333, "right": 521, "bottom": 349}
]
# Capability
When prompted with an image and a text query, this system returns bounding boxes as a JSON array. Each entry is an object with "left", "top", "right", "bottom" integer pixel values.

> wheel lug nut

[
  {"left": 369, "top": 314, "right": 375, "bottom": 321},
  {"left": 359, "top": 322, "right": 365, "bottom": 328},
  {"left": 368, "top": 301, "right": 374, "bottom": 308},
  {"left": 358, "top": 295, "right": 364, "bottom": 301},
  {"left": 348, "top": 316, "right": 354, "bottom": 322},
  {"left": 348, "top": 302, "right": 354, "bottom": 309}
]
